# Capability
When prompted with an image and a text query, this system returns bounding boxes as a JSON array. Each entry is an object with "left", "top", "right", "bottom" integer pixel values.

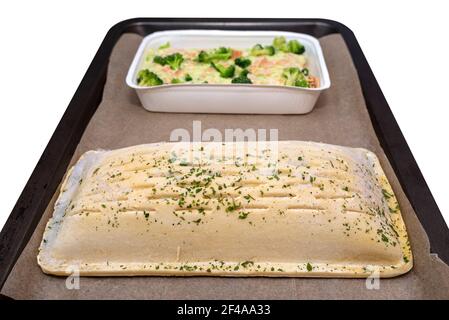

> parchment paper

[{"left": 3, "top": 33, "right": 449, "bottom": 299}]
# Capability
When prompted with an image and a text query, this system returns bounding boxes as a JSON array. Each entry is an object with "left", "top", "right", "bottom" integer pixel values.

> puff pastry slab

[{"left": 38, "top": 141, "right": 412, "bottom": 277}]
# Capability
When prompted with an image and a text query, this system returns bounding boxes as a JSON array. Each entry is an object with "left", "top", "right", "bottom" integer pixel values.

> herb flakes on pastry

[{"left": 37, "top": 141, "right": 412, "bottom": 278}]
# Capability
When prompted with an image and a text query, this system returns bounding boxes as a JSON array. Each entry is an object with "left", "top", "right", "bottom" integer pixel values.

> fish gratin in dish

[
  {"left": 38, "top": 141, "right": 412, "bottom": 278},
  {"left": 136, "top": 36, "right": 319, "bottom": 88}
]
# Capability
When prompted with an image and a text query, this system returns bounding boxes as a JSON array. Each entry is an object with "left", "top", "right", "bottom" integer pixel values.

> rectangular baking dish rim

[{"left": 125, "top": 29, "right": 331, "bottom": 92}]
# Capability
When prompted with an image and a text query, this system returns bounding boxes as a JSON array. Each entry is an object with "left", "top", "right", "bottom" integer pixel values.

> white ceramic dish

[{"left": 126, "top": 30, "right": 331, "bottom": 114}]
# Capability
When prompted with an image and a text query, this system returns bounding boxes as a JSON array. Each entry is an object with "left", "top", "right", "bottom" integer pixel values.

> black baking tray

[{"left": 0, "top": 18, "right": 448, "bottom": 298}]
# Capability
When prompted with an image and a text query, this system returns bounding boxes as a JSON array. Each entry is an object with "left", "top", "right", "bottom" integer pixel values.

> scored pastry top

[{"left": 38, "top": 141, "right": 412, "bottom": 277}]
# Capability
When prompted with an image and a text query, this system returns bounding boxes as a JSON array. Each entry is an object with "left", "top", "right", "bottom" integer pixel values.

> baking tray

[{"left": 0, "top": 18, "right": 448, "bottom": 299}]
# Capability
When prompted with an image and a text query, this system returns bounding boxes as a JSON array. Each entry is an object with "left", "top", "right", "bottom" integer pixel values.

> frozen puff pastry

[{"left": 38, "top": 141, "right": 412, "bottom": 277}]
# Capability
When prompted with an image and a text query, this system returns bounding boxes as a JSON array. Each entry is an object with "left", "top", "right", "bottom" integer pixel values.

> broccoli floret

[
  {"left": 171, "top": 75, "right": 194, "bottom": 84},
  {"left": 231, "top": 69, "right": 252, "bottom": 84},
  {"left": 197, "top": 47, "right": 232, "bottom": 63},
  {"left": 273, "top": 36, "right": 288, "bottom": 52},
  {"left": 231, "top": 75, "right": 252, "bottom": 84},
  {"left": 240, "top": 69, "right": 250, "bottom": 77},
  {"left": 137, "top": 69, "right": 163, "bottom": 86},
  {"left": 158, "top": 42, "right": 170, "bottom": 50},
  {"left": 211, "top": 62, "right": 235, "bottom": 78},
  {"left": 250, "top": 44, "right": 275, "bottom": 56},
  {"left": 294, "top": 78, "right": 309, "bottom": 87},
  {"left": 153, "top": 55, "right": 165, "bottom": 65},
  {"left": 234, "top": 57, "right": 251, "bottom": 68},
  {"left": 272, "top": 36, "right": 305, "bottom": 55},
  {"left": 153, "top": 53, "right": 184, "bottom": 70},
  {"left": 282, "top": 67, "right": 301, "bottom": 86},
  {"left": 281, "top": 67, "right": 310, "bottom": 87},
  {"left": 164, "top": 53, "right": 184, "bottom": 70},
  {"left": 287, "top": 39, "right": 305, "bottom": 55},
  {"left": 213, "top": 47, "right": 233, "bottom": 60},
  {"left": 197, "top": 51, "right": 210, "bottom": 63}
]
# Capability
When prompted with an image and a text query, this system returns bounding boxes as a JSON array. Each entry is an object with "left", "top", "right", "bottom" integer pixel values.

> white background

[{"left": 0, "top": 0, "right": 448, "bottom": 231}]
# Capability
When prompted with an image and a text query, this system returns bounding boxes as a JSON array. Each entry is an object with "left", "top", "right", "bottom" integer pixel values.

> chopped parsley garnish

[
  {"left": 241, "top": 261, "right": 254, "bottom": 268},
  {"left": 181, "top": 265, "right": 195, "bottom": 271},
  {"left": 382, "top": 188, "right": 393, "bottom": 199},
  {"left": 226, "top": 200, "right": 240, "bottom": 212},
  {"left": 243, "top": 194, "right": 255, "bottom": 202},
  {"left": 238, "top": 211, "right": 250, "bottom": 219}
]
